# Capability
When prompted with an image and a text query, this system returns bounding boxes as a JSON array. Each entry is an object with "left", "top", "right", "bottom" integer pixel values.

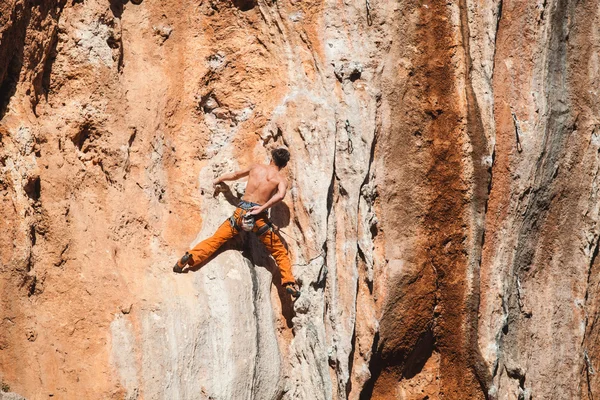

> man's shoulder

[{"left": 276, "top": 170, "right": 287, "bottom": 184}]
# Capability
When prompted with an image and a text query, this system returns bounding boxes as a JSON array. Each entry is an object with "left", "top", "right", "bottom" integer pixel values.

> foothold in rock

[
  {"left": 23, "top": 175, "right": 41, "bottom": 201},
  {"left": 295, "top": 297, "right": 309, "bottom": 314},
  {"left": 153, "top": 25, "right": 172, "bottom": 43},
  {"left": 201, "top": 96, "right": 219, "bottom": 113},
  {"left": 289, "top": 11, "right": 303, "bottom": 22},
  {"left": 119, "top": 304, "right": 133, "bottom": 314},
  {"left": 24, "top": 274, "right": 37, "bottom": 297},
  {"left": 130, "top": 0, "right": 142, "bottom": 4},
  {"left": 72, "top": 124, "right": 93, "bottom": 152},
  {"left": 334, "top": 61, "right": 363, "bottom": 82},
  {"left": 348, "top": 67, "right": 361, "bottom": 82},
  {"left": 212, "top": 108, "right": 230, "bottom": 120},
  {"left": 106, "top": 35, "right": 120, "bottom": 50},
  {"left": 207, "top": 52, "right": 226, "bottom": 70},
  {"left": 25, "top": 329, "right": 37, "bottom": 342}
]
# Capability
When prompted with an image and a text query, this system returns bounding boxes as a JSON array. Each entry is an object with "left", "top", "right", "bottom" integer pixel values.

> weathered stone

[
  {"left": 0, "top": 392, "right": 27, "bottom": 400},
  {"left": 0, "top": 0, "right": 599, "bottom": 399}
]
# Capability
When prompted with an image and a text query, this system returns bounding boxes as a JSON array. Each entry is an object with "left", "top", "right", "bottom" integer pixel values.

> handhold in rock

[
  {"left": 130, "top": 0, "right": 143, "bottom": 5},
  {"left": 207, "top": 52, "right": 226, "bottom": 70},
  {"left": 202, "top": 96, "right": 219, "bottom": 113},
  {"left": 212, "top": 107, "right": 230, "bottom": 119},
  {"left": 334, "top": 61, "right": 363, "bottom": 82},
  {"left": 23, "top": 175, "right": 41, "bottom": 201},
  {"left": 153, "top": 25, "right": 173, "bottom": 42},
  {"left": 232, "top": 0, "right": 256, "bottom": 11},
  {"left": 25, "top": 329, "right": 37, "bottom": 342},
  {"left": 119, "top": 304, "right": 133, "bottom": 314}
]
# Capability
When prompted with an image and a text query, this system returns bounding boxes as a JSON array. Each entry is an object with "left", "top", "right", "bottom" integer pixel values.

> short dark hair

[{"left": 271, "top": 148, "right": 290, "bottom": 168}]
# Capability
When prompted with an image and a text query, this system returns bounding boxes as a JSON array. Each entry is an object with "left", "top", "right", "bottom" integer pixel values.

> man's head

[{"left": 271, "top": 148, "right": 290, "bottom": 169}]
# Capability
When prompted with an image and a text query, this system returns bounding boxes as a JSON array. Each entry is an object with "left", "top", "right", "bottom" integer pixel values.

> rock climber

[{"left": 173, "top": 148, "right": 301, "bottom": 300}]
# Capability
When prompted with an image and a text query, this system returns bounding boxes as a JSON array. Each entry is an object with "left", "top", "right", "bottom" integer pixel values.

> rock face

[{"left": 1, "top": 0, "right": 599, "bottom": 399}]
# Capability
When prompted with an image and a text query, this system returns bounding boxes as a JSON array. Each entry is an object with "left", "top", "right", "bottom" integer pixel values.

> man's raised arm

[{"left": 212, "top": 166, "right": 252, "bottom": 188}]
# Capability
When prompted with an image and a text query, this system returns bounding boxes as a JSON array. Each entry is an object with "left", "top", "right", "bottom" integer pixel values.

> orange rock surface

[{"left": 1, "top": 0, "right": 599, "bottom": 399}]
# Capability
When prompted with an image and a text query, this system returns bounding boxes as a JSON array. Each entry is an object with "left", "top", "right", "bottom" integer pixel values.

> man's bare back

[{"left": 243, "top": 164, "right": 286, "bottom": 206}]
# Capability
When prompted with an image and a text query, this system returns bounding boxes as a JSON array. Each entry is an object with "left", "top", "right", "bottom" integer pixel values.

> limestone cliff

[{"left": 1, "top": 0, "right": 599, "bottom": 399}]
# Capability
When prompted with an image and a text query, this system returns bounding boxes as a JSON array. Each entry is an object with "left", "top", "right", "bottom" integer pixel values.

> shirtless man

[{"left": 173, "top": 148, "right": 300, "bottom": 299}]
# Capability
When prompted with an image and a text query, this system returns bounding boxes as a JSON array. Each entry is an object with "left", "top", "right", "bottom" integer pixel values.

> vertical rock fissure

[
  {"left": 583, "top": 235, "right": 599, "bottom": 400},
  {"left": 586, "top": 357, "right": 595, "bottom": 400},
  {"left": 248, "top": 252, "right": 262, "bottom": 398},
  {"left": 33, "top": 0, "right": 67, "bottom": 110},
  {"left": 0, "top": 3, "right": 28, "bottom": 120},
  {"left": 458, "top": 0, "right": 495, "bottom": 396},
  {"left": 584, "top": 234, "right": 599, "bottom": 305},
  {"left": 345, "top": 323, "right": 357, "bottom": 398},
  {"left": 318, "top": 145, "right": 336, "bottom": 292},
  {"left": 492, "top": 0, "right": 503, "bottom": 63}
]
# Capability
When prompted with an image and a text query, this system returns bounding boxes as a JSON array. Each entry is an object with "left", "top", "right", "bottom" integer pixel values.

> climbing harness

[
  {"left": 229, "top": 200, "right": 273, "bottom": 236},
  {"left": 241, "top": 214, "right": 255, "bottom": 231},
  {"left": 255, "top": 221, "right": 274, "bottom": 236}
]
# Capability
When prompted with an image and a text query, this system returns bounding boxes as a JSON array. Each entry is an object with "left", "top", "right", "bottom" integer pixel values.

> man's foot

[
  {"left": 284, "top": 282, "right": 300, "bottom": 300},
  {"left": 173, "top": 252, "right": 192, "bottom": 273}
]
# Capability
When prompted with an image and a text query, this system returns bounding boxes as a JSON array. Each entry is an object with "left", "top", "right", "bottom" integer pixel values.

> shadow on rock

[
  {"left": 270, "top": 201, "right": 291, "bottom": 229},
  {"left": 213, "top": 183, "right": 241, "bottom": 207},
  {"left": 231, "top": 0, "right": 255, "bottom": 11}
]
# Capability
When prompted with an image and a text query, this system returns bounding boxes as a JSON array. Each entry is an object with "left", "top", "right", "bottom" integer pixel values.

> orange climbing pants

[{"left": 187, "top": 205, "right": 296, "bottom": 285}]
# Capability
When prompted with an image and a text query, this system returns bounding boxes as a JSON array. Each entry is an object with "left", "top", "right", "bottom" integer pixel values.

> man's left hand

[{"left": 248, "top": 206, "right": 263, "bottom": 215}]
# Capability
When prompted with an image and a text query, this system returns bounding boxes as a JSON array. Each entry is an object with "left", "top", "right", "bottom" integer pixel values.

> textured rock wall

[{"left": 1, "top": 0, "right": 599, "bottom": 399}]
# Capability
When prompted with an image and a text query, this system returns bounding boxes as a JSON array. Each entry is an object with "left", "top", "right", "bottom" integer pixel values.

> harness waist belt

[
  {"left": 229, "top": 201, "right": 273, "bottom": 236},
  {"left": 238, "top": 200, "right": 261, "bottom": 210}
]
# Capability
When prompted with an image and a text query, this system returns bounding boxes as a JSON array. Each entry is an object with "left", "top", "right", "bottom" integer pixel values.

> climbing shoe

[
  {"left": 173, "top": 252, "right": 192, "bottom": 273},
  {"left": 284, "top": 282, "right": 301, "bottom": 300}
]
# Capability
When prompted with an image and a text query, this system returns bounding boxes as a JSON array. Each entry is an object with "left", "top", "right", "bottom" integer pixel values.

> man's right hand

[
  {"left": 212, "top": 179, "right": 222, "bottom": 189},
  {"left": 247, "top": 205, "right": 264, "bottom": 216}
]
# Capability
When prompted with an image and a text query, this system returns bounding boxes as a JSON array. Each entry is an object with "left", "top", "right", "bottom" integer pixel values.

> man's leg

[
  {"left": 256, "top": 224, "right": 299, "bottom": 298},
  {"left": 174, "top": 212, "right": 239, "bottom": 272},
  {"left": 188, "top": 218, "right": 239, "bottom": 267}
]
